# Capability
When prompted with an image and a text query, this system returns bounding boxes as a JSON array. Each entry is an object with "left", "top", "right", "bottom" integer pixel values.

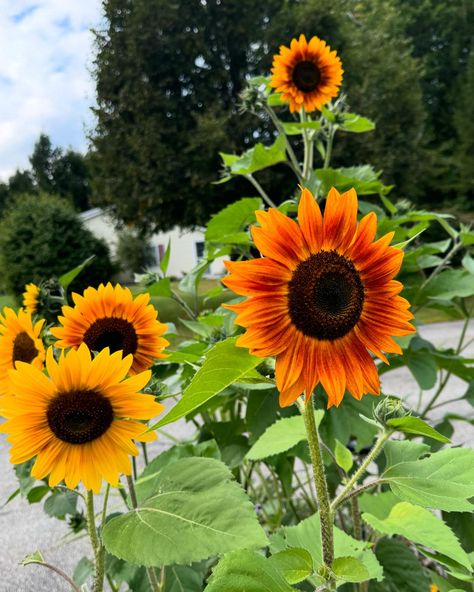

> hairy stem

[
  {"left": 245, "top": 174, "right": 277, "bottom": 208},
  {"left": 264, "top": 104, "right": 304, "bottom": 183},
  {"left": 23, "top": 560, "right": 81, "bottom": 592},
  {"left": 331, "top": 430, "right": 392, "bottom": 512},
  {"left": 86, "top": 491, "right": 106, "bottom": 592},
  {"left": 301, "top": 397, "right": 334, "bottom": 578}
]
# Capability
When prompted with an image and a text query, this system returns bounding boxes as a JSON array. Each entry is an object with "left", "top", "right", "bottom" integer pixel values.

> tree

[
  {"left": 90, "top": 0, "right": 282, "bottom": 234},
  {"left": 0, "top": 194, "right": 116, "bottom": 299},
  {"left": 91, "top": 0, "right": 429, "bottom": 231}
]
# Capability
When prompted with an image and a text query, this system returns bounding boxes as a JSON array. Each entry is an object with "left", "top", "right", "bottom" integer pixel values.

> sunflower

[
  {"left": 0, "top": 344, "right": 164, "bottom": 493},
  {"left": 223, "top": 187, "right": 415, "bottom": 408},
  {"left": 23, "top": 283, "right": 40, "bottom": 315},
  {"left": 270, "top": 34, "right": 343, "bottom": 113},
  {"left": 51, "top": 283, "right": 169, "bottom": 374},
  {"left": 0, "top": 307, "right": 45, "bottom": 395}
]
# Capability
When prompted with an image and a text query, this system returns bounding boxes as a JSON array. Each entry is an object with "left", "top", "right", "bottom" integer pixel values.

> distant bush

[{"left": 0, "top": 193, "right": 116, "bottom": 299}]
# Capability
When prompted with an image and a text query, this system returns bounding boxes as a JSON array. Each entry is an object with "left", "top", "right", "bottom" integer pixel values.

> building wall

[{"left": 80, "top": 208, "right": 227, "bottom": 278}]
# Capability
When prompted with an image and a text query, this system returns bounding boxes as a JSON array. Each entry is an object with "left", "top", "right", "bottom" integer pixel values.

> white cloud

[{"left": 0, "top": 0, "right": 102, "bottom": 180}]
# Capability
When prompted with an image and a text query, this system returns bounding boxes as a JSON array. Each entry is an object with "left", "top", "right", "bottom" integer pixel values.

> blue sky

[{"left": 0, "top": 1, "right": 102, "bottom": 180}]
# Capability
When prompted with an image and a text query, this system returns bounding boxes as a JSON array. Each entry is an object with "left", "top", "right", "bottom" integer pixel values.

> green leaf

[
  {"left": 374, "top": 538, "right": 431, "bottom": 592},
  {"left": 73, "top": 557, "right": 94, "bottom": 586},
  {"left": 338, "top": 113, "right": 375, "bottom": 133},
  {"left": 358, "top": 491, "right": 399, "bottom": 520},
  {"left": 136, "top": 441, "right": 221, "bottom": 502},
  {"left": 282, "top": 121, "right": 321, "bottom": 135},
  {"left": 159, "top": 240, "right": 171, "bottom": 275},
  {"left": 267, "top": 93, "right": 284, "bottom": 107},
  {"left": 362, "top": 501, "right": 471, "bottom": 570},
  {"left": 43, "top": 489, "right": 77, "bottom": 518},
  {"left": 147, "top": 278, "right": 172, "bottom": 298},
  {"left": 27, "top": 485, "right": 51, "bottom": 503},
  {"left": 102, "top": 457, "right": 268, "bottom": 567},
  {"left": 205, "top": 549, "right": 294, "bottom": 592},
  {"left": 424, "top": 269, "right": 474, "bottom": 300},
  {"left": 387, "top": 416, "right": 450, "bottom": 443},
  {"left": 316, "top": 165, "right": 388, "bottom": 197},
  {"left": 58, "top": 255, "right": 95, "bottom": 289},
  {"left": 383, "top": 447, "right": 474, "bottom": 511},
  {"left": 205, "top": 197, "right": 261, "bottom": 245},
  {"left": 384, "top": 439, "right": 430, "bottom": 469},
  {"left": 334, "top": 439, "right": 353, "bottom": 472},
  {"left": 21, "top": 550, "right": 45, "bottom": 566},
  {"left": 151, "top": 337, "right": 261, "bottom": 428},
  {"left": 268, "top": 548, "right": 313, "bottom": 584},
  {"left": 221, "top": 135, "right": 287, "bottom": 176},
  {"left": 332, "top": 556, "right": 369, "bottom": 583},
  {"left": 14, "top": 459, "right": 36, "bottom": 496},
  {"left": 163, "top": 564, "right": 206, "bottom": 592},
  {"left": 273, "top": 513, "right": 383, "bottom": 582},
  {"left": 245, "top": 411, "right": 324, "bottom": 460},
  {"left": 404, "top": 351, "right": 438, "bottom": 390}
]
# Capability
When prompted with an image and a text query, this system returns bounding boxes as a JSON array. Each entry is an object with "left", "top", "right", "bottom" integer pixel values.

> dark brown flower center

[
  {"left": 292, "top": 60, "right": 321, "bottom": 93},
  {"left": 12, "top": 331, "right": 39, "bottom": 364},
  {"left": 83, "top": 317, "right": 138, "bottom": 356},
  {"left": 288, "top": 250, "right": 364, "bottom": 340},
  {"left": 47, "top": 389, "right": 114, "bottom": 444}
]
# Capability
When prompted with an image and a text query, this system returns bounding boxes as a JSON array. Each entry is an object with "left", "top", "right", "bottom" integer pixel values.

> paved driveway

[{"left": 0, "top": 320, "right": 472, "bottom": 591}]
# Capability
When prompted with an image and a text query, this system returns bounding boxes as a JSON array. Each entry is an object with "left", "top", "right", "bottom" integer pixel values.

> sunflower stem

[
  {"left": 263, "top": 103, "right": 304, "bottom": 183},
  {"left": 244, "top": 174, "right": 278, "bottom": 209},
  {"left": 300, "top": 396, "right": 334, "bottom": 580},
  {"left": 331, "top": 429, "right": 392, "bottom": 512},
  {"left": 126, "top": 475, "right": 161, "bottom": 592},
  {"left": 300, "top": 111, "right": 314, "bottom": 182},
  {"left": 86, "top": 490, "right": 106, "bottom": 592}
]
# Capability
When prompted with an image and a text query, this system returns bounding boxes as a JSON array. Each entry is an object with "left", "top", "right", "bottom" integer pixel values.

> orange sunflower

[
  {"left": 271, "top": 34, "right": 343, "bottom": 113},
  {"left": 0, "top": 344, "right": 164, "bottom": 493},
  {"left": 0, "top": 307, "right": 45, "bottom": 395},
  {"left": 51, "top": 283, "right": 168, "bottom": 374},
  {"left": 223, "top": 187, "right": 415, "bottom": 408},
  {"left": 22, "top": 283, "right": 40, "bottom": 315}
]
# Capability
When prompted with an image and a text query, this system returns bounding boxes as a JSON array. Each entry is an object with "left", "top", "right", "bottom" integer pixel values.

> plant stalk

[
  {"left": 86, "top": 490, "right": 106, "bottom": 592},
  {"left": 301, "top": 396, "right": 334, "bottom": 578},
  {"left": 245, "top": 174, "right": 277, "bottom": 208},
  {"left": 331, "top": 429, "right": 392, "bottom": 512}
]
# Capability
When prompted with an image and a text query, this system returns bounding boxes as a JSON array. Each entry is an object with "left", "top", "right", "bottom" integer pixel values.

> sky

[{"left": 0, "top": 1, "right": 102, "bottom": 180}]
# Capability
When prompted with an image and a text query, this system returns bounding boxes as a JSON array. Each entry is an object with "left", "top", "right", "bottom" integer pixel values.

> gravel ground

[{"left": 0, "top": 320, "right": 472, "bottom": 591}]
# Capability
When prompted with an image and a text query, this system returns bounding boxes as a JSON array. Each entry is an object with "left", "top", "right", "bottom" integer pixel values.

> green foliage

[
  {"left": 151, "top": 337, "right": 261, "bottom": 428},
  {"left": 102, "top": 457, "right": 267, "bottom": 566},
  {"left": 205, "top": 197, "right": 262, "bottom": 246},
  {"left": 383, "top": 448, "right": 474, "bottom": 511},
  {"left": 362, "top": 502, "right": 471, "bottom": 570},
  {"left": 373, "top": 538, "right": 431, "bottom": 592},
  {"left": 116, "top": 229, "right": 156, "bottom": 275},
  {"left": 204, "top": 549, "right": 295, "bottom": 592},
  {"left": 268, "top": 548, "right": 313, "bottom": 585},
  {"left": 246, "top": 412, "right": 324, "bottom": 461},
  {"left": 272, "top": 513, "right": 383, "bottom": 583},
  {"left": 0, "top": 193, "right": 115, "bottom": 298}
]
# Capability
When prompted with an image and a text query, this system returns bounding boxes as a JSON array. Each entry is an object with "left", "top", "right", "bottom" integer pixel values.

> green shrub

[{"left": 0, "top": 193, "right": 116, "bottom": 299}]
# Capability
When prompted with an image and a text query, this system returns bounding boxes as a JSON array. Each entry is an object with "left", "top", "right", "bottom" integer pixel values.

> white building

[{"left": 79, "top": 208, "right": 227, "bottom": 278}]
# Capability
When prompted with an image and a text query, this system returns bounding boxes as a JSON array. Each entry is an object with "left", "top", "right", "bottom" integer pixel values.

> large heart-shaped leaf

[{"left": 103, "top": 457, "right": 267, "bottom": 567}]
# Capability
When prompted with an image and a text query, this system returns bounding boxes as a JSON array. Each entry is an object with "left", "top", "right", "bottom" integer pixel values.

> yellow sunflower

[
  {"left": 0, "top": 307, "right": 45, "bottom": 395},
  {"left": 271, "top": 34, "right": 343, "bottom": 113},
  {"left": 0, "top": 344, "right": 164, "bottom": 493},
  {"left": 223, "top": 187, "right": 415, "bottom": 408},
  {"left": 22, "top": 283, "right": 40, "bottom": 315},
  {"left": 51, "top": 283, "right": 169, "bottom": 374}
]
